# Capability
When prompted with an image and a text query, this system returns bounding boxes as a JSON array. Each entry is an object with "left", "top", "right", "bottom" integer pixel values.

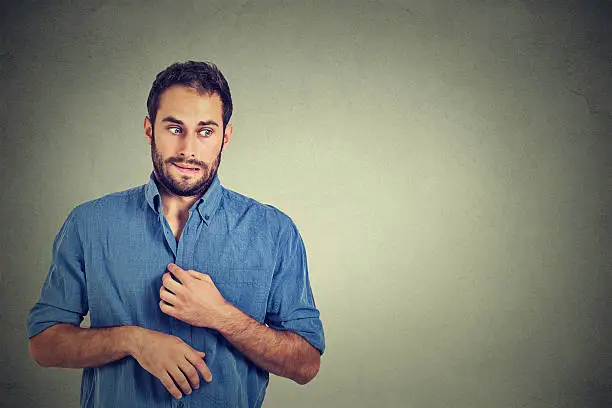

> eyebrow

[{"left": 161, "top": 116, "right": 219, "bottom": 128}]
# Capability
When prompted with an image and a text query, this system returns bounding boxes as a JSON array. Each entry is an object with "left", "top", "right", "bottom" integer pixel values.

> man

[{"left": 27, "top": 61, "right": 325, "bottom": 408}]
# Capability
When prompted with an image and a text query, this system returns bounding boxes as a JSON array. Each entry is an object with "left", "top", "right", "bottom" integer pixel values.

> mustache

[{"left": 165, "top": 156, "right": 207, "bottom": 168}]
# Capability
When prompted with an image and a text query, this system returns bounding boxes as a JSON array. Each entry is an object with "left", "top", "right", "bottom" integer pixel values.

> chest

[
  {"left": 165, "top": 213, "right": 184, "bottom": 241},
  {"left": 82, "top": 212, "right": 275, "bottom": 327}
]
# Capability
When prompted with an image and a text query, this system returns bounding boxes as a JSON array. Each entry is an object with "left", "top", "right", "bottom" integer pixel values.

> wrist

[
  {"left": 215, "top": 301, "right": 240, "bottom": 335},
  {"left": 115, "top": 325, "right": 143, "bottom": 357}
]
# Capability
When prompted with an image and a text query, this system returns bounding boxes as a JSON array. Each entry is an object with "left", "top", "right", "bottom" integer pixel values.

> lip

[{"left": 172, "top": 163, "right": 200, "bottom": 174}]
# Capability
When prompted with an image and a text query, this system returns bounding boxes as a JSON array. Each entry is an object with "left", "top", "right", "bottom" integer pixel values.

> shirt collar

[
  {"left": 144, "top": 173, "right": 222, "bottom": 225},
  {"left": 144, "top": 174, "right": 162, "bottom": 214}
]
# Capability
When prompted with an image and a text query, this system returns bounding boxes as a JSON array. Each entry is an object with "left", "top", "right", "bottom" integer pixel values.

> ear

[
  {"left": 144, "top": 116, "right": 153, "bottom": 145},
  {"left": 223, "top": 123, "right": 233, "bottom": 147}
]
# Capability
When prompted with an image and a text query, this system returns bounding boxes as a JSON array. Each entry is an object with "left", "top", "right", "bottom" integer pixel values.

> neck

[
  {"left": 161, "top": 192, "right": 199, "bottom": 219},
  {"left": 154, "top": 178, "right": 202, "bottom": 219}
]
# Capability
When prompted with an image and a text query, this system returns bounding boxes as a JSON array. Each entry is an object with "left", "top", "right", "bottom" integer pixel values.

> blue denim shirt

[{"left": 27, "top": 175, "right": 325, "bottom": 408}]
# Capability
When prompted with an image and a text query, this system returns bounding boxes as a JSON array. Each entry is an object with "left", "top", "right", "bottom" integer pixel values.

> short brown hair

[{"left": 147, "top": 61, "right": 233, "bottom": 129}]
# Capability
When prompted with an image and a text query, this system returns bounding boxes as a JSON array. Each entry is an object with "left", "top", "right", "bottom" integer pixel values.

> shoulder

[
  {"left": 70, "top": 184, "right": 146, "bottom": 222},
  {"left": 51, "top": 185, "right": 145, "bottom": 246},
  {"left": 220, "top": 186, "right": 297, "bottom": 235}
]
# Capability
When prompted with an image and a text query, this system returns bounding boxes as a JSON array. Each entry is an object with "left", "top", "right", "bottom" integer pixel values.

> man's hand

[
  {"left": 159, "top": 263, "right": 229, "bottom": 329},
  {"left": 131, "top": 327, "right": 212, "bottom": 399},
  {"left": 158, "top": 264, "right": 320, "bottom": 385}
]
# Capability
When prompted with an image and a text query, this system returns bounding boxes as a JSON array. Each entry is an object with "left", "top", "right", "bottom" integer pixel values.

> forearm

[
  {"left": 29, "top": 323, "right": 138, "bottom": 368},
  {"left": 216, "top": 305, "right": 320, "bottom": 384}
]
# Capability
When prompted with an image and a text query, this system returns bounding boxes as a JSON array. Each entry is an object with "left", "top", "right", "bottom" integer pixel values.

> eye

[
  {"left": 168, "top": 126, "right": 182, "bottom": 135},
  {"left": 199, "top": 128, "right": 213, "bottom": 137}
]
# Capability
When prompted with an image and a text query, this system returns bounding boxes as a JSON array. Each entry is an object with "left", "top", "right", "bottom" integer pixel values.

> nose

[{"left": 178, "top": 132, "right": 197, "bottom": 158}]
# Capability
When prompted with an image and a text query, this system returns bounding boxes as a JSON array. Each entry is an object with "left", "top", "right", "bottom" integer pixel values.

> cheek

[
  {"left": 154, "top": 137, "right": 178, "bottom": 156},
  {"left": 198, "top": 140, "right": 222, "bottom": 159}
]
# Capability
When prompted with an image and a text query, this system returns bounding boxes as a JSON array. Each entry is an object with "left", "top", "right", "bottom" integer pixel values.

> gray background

[{"left": 1, "top": 0, "right": 611, "bottom": 407}]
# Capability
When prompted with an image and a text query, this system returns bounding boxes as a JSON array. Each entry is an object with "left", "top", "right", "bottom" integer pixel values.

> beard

[{"left": 151, "top": 132, "right": 223, "bottom": 197}]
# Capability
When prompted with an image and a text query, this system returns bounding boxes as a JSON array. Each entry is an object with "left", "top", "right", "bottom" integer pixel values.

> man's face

[{"left": 144, "top": 85, "right": 232, "bottom": 197}]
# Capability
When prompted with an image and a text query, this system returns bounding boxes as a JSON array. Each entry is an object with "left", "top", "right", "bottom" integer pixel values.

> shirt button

[
  {"left": 177, "top": 401, "right": 184, "bottom": 408},
  {"left": 204, "top": 215, "right": 210, "bottom": 220}
]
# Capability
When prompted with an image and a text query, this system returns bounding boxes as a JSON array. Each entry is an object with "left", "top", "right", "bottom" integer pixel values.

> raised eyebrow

[
  {"left": 161, "top": 117, "right": 219, "bottom": 128},
  {"left": 198, "top": 120, "right": 220, "bottom": 128},
  {"left": 161, "top": 116, "right": 184, "bottom": 126}
]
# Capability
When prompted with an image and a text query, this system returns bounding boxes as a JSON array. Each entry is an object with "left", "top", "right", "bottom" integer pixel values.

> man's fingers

[
  {"left": 159, "top": 286, "right": 177, "bottom": 305},
  {"left": 168, "top": 366, "right": 192, "bottom": 396},
  {"left": 162, "top": 272, "right": 182, "bottom": 293},
  {"left": 179, "top": 359, "right": 200, "bottom": 390},
  {"left": 159, "top": 371, "right": 183, "bottom": 400},
  {"left": 186, "top": 350, "right": 213, "bottom": 383},
  {"left": 159, "top": 300, "right": 175, "bottom": 317},
  {"left": 167, "top": 263, "right": 188, "bottom": 284}
]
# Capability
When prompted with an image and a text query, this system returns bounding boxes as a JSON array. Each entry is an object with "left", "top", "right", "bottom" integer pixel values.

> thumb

[
  {"left": 189, "top": 270, "right": 209, "bottom": 280},
  {"left": 168, "top": 263, "right": 185, "bottom": 273}
]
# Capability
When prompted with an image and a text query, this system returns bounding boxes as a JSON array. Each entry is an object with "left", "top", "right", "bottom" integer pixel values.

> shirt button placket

[{"left": 162, "top": 218, "right": 178, "bottom": 336}]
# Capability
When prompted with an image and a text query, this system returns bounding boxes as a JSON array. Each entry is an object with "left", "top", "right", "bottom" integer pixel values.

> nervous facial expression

[{"left": 144, "top": 85, "right": 232, "bottom": 197}]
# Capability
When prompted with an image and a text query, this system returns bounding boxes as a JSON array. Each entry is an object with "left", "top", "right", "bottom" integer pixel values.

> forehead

[{"left": 156, "top": 85, "right": 223, "bottom": 122}]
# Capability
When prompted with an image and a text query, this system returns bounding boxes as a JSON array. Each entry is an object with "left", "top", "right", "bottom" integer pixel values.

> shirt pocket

[{"left": 214, "top": 269, "right": 269, "bottom": 323}]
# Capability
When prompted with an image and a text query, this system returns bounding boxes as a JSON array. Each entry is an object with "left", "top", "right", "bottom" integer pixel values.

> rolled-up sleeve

[
  {"left": 265, "top": 221, "right": 325, "bottom": 354},
  {"left": 27, "top": 208, "right": 88, "bottom": 338}
]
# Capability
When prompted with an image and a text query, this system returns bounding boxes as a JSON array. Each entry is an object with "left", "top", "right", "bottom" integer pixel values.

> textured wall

[{"left": 1, "top": 1, "right": 611, "bottom": 407}]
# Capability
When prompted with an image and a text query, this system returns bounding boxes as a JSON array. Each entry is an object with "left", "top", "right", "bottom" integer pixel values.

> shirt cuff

[
  {"left": 268, "top": 316, "right": 325, "bottom": 355},
  {"left": 27, "top": 302, "right": 84, "bottom": 338}
]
